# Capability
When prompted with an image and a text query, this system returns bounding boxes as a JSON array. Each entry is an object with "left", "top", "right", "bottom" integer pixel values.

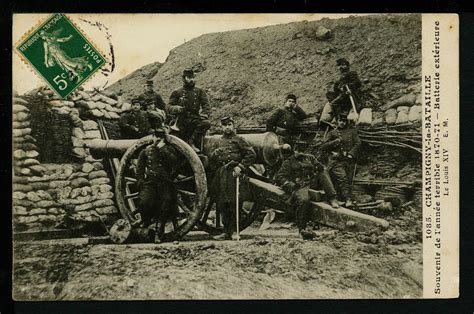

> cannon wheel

[{"left": 115, "top": 134, "right": 207, "bottom": 241}]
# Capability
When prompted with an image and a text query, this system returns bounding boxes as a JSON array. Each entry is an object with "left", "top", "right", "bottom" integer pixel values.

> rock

[
  {"left": 90, "top": 177, "right": 110, "bottom": 185},
  {"left": 88, "top": 170, "right": 107, "bottom": 179},
  {"left": 70, "top": 177, "right": 89, "bottom": 188},
  {"left": 315, "top": 26, "right": 332, "bottom": 40}
]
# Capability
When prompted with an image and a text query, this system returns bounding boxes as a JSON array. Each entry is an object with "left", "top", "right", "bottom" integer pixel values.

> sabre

[
  {"left": 344, "top": 84, "right": 359, "bottom": 122},
  {"left": 170, "top": 116, "right": 180, "bottom": 132},
  {"left": 235, "top": 175, "right": 240, "bottom": 241}
]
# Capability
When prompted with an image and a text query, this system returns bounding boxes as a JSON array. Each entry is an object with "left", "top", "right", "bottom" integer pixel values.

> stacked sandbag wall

[{"left": 13, "top": 88, "right": 124, "bottom": 232}]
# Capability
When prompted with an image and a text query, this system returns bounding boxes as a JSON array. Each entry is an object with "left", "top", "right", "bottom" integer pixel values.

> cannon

[{"left": 88, "top": 130, "right": 389, "bottom": 242}]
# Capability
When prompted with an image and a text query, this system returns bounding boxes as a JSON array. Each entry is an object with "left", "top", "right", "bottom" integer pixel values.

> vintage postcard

[{"left": 12, "top": 13, "right": 458, "bottom": 299}]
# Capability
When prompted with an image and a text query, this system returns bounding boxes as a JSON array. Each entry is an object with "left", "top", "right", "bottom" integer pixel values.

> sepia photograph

[{"left": 11, "top": 13, "right": 458, "bottom": 300}]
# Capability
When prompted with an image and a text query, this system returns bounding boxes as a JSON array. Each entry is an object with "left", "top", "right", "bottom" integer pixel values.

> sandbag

[
  {"left": 397, "top": 106, "right": 410, "bottom": 112},
  {"left": 109, "top": 112, "right": 120, "bottom": 119},
  {"left": 49, "top": 100, "right": 75, "bottom": 107},
  {"left": 91, "top": 109, "right": 104, "bottom": 117},
  {"left": 52, "top": 107, "right": 71, "bottom": 115},
  {"left": 385, "top": 108, "right": 397, "bottom": 125},
  {"left": 102, "top": 111, "right": 112, "bottom": 119},
  {"left": 409, "top": 105, "right": 422, "bottom": 122},
  {"left": 13, "top": 97, "right": 28, "bottom": 105},
  {"left": 13, "top": 121, "right": 31, "bottom": 129},
  {"left": 358, "top": 108, "right": 372, "bottom": 125},
  {"left": 72, "top": 127, "right": 85, "bottom": 139},
  {"left": 83, "top": 120, "right": 98, "bottom": 130},
  {"left": 13, "top": 104, "right": 29, "bottom": 113},
  {"left": 382, "top": 94, "right": 416, "bottom": 111},
  {"left": 395, "top": 108, "right": 410, "bottom": 124},
  {"left": 13, "top": 128, "right": 32, "bottom": 137}
]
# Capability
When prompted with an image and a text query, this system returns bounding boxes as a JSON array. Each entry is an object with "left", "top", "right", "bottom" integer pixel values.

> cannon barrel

[{"left": 89, "top": 132, "right": 286, "bottom": 165}]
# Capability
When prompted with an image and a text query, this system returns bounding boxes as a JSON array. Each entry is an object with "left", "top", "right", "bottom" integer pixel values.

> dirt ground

[{"left": 13, "top": 207, "right": 422, "bottom": 300}]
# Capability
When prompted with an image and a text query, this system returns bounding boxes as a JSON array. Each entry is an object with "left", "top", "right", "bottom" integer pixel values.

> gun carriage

[{"left": 88, "top": 123, "right": 389, "bottom": 242}]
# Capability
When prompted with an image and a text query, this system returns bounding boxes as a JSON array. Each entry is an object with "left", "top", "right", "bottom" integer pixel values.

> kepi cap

[
  {"left": 220, "top": 116, "right": 234, "bottom": 124},
  {"left": 286, "top": 93, "right": 297, "bottom": 101},
  {"left": 183, "top": 68, "right": 195, "bottom": 78},
  {"left": 336, "top": 58, "right": 350, "bottom": 66}
]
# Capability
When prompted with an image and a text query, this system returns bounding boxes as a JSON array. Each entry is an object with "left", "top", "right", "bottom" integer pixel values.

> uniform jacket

[
  {"left": 119, "top": 110, "right": 155, "bottom": 139},
  {"left": 332, "top": 70, "right": 362, "bottom": 111},
  {"left": 138, "top": 90, "right": 166, "bottom": 110},
  {"left": 210, "top": 133, "right": 256, "bottom": 170},
  {"left": 266, "top": 106, "right": 308, "bottom": 133},
  {"left": 275, "top": 153, "right": 320, "bottom": 188},
  {"left": 210, "top": 133, "right": 256, "bottom": 203},
  {"left": 320, "top": 127, "right": 361, "bottom": 159},
  {"left": 167, "top": 86, "right": 210, "bottom": 118},
  {"left": 136, "top": 142, "right": 179, "bottom": 183}
]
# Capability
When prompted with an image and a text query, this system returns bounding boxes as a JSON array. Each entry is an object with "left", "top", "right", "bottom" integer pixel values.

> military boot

[{"left": 300, "top": 227, "right": 317, "bottom": 240}]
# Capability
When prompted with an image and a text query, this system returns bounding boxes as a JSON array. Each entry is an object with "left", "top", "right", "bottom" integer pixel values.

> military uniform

[
  {"left": 275, "top": 153, "right": 337, "bottom": 235},
  {"left": 167, "top": 85, "right": 211, "bottom": 143},
  {"left": 209, "top": 132, "right": 256, "bottom": 238},
  {"left": 138, "top": 90, "right": 166, "bottom": 111},
  {"left": 136, "top": 140, "right": 180, "bottom": 240},
  {"left": 331, "top": 70, "right": 362, "bottom": 117},
  {"left": 320, "top": 126, "right": 361, "bottom": 202},
  {"left": 266, "top": 106, "right": 308, "bottom": 135},
  {"left": 119, "top": 110, "right": 157, "bottom": 139}
]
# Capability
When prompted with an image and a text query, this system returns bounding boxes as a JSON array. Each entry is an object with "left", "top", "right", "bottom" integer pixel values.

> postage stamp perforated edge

[{"left": 14, "top": 13, "right": 108, "bottom": 99}]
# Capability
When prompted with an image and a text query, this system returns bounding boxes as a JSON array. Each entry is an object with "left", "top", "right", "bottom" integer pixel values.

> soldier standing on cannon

[
  {"left": 320, "top": 112, "right": 361, "bottom": 207},
  {"left": 322, "top": 58, "right": 363, "bottom": 122},
  {"left": 210, "top": 116, "right": 256, "bottom": 240},
  {"left": 166, "top": 68, "right": 211, "bottom": 152},
  {"left": 119, "top": 97, "right": 164, "bottom": 139},
  {"left": 138, "top": 79, "right": 166, "bottom": 111},
  {"left": 266, "top": 93, "right": 308, "bottom": 142},
  {"left": 136, "top": 127, "right": 179, "bottom": 243},
  {"left": 275, "top": 149, "right": 339, "bottom": 240}
]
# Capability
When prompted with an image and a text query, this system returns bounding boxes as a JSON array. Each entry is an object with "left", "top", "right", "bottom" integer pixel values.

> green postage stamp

[{"left": 16, "top": 13, "right": 105, "bottom": 98}]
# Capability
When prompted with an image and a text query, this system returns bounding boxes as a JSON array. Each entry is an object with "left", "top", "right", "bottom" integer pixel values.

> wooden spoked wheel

[{"left": 115, "top": 134, "right": 207, "bottom": 240}]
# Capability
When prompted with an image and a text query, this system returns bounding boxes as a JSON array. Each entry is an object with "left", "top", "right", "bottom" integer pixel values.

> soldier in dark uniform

[
  {"left": 138, "top": 79, "right": 166, "bottom": 111},
  {"left": 266, "top": 93, "right": 308, "bottom": 139},
  {"left": 209, "top": 116, "right": 256, "bottom": 240},
  {"left": 119, "top": 98, "right": 161, "bottom": 139},
  {"left": 275, "top": 150, "right": 339, "bottom": 240},
  {"left": 166, "top": 68, "right": 211, "bottom": 152},
  {"left": 136, "top": 127, "right": 180, "bottom": 243},
  {"left": 329, "top": 58, "right": 362, "bottom": 119},
  {"left": 320, "top": 112, "right": 361, "bottom": 207}
]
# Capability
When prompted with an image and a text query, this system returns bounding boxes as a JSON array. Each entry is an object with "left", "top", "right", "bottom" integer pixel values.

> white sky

[{"left": 13, "top": 13, "right": 367, "bottom": 94}]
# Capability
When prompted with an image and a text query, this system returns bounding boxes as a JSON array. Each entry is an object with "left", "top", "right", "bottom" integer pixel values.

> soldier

[
  {"left": 275, "top": 149, "right": 339, "bottom": 240},
  {"left": 136, "top": 127, "right": 179, "bottom": 243},
  {"left": 119, "top": 98, "right": 165, "bottom": 139},
  {"left": 144, "top": 98, "right": 167, "bottom": 129},
  {"left": 138, "top": 79, "right": 166, "bottom": 111},
  {"left": 320, "top": 112, "right": 361, "bottom": 207},
  {"left": 166, "top": 68, "right": 211, "bottom": 152},
  {"left": 329, "top": 58, "right": 362, "bottom": 119},
  {"left": 266, "top": 93, "right": 308, "bottom": 138},
  {"left": 209, "top": 116, "right": 256, "bottom": 240}
]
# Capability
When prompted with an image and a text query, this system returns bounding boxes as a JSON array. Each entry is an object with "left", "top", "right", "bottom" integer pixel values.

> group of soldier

[{"left": 119, "top": 57, "right": 362, "bottom": 242}]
